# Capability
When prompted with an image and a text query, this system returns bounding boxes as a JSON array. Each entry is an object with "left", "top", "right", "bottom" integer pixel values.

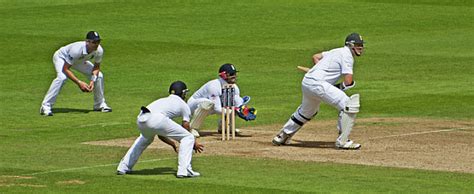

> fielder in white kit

[
  {"left": 187, "top": 63, "right": 256, "bottom": 137},
  {"left": 272, "top": 33, "right": 365, "bottom": 149},
  {"left": 40, "top": 31, "right": 111, "bottom": 116},
  {"left": 117, "top": 81, "right": 204, "bottom": 178}
]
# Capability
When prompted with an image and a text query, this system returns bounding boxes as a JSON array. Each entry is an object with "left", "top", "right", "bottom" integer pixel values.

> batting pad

[{"left": 190, "top": 101, "right": 214, "bottom": 130}]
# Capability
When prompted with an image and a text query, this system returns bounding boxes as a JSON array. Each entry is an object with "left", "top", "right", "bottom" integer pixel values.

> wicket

[{"left": 221, "top": 84, "right": 235, "bottom": 140}]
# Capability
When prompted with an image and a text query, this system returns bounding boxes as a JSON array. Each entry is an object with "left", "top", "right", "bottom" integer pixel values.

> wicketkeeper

[
  {"left": 187, "top": 63, "right": 256, "bottom": 137},
  {"left": 272, "top": 33, "right": 365, "bottom": 149}
]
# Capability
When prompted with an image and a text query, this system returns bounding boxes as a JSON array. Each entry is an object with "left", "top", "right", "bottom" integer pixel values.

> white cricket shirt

[
  {"left": 304, "top": 46, "right": 354, "bottom": 85},
  {"left": 146, "top": 95, "right": 191, "bottom": 122},
  {"left": 57, "top": 41, "right": 103, "bottom": 66}
]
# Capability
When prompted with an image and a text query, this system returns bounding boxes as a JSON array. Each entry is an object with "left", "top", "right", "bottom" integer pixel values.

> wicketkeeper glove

[{"left": 235, "top": 105, "right": 257, "bottom": 121}]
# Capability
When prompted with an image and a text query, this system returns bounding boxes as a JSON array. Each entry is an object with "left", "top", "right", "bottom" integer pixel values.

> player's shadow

[
  {"left": 127, "top": 167, "right": 175, "bottom": 176},
  {"left": 287, "top": 140, "right": 335, "bottom": 149},
  {"left": 52, "top": 108, "right": 92, "bottom": 114}
]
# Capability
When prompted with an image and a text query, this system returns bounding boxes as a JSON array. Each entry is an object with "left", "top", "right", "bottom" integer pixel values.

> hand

[
  {"left": 172, "top": 143, "right": 178, "bottom": 153},
  {"left": 193, "top": 142, "right": 204, "bottom": 153},
  {"left": 78, "top": 81, "right": 92, "bottom": 92},
  {"left": 236, "top": 105, "right": 257, "bottom": 121},
  {"left": 88, "top": 80, "right": 95, "bottom": 91}
]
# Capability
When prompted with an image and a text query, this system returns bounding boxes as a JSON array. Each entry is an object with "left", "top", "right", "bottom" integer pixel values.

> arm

[
  {"left": 334, "top": 74, "right": 355, "bottom": 91},
  {"left": 88, "top": 62, "right": 100, "bottom": 90},
  {"left": 312, "top": 53, "right": 323, "bottom": 65},
  {"left": 157, "top": 135, "right": 178, "bottom": 153},
  {"left": 182, "top": 120, "right": 204, "bottom": 153},
  {"left": 63, "top": 63, "right": 92, "bottom": 92}
]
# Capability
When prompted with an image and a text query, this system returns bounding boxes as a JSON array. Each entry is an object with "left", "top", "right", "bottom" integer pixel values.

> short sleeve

[{"left": 341, "top": 54, "right": 354, "bottom": 75}]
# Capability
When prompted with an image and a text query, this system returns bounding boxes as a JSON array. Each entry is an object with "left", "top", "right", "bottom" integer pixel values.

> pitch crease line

[
  {"left": 369, "top": 127, "right": 473, "bottom": 140},
  {"left": 25, "top": 157, "right": 175, "bottom": 176}
]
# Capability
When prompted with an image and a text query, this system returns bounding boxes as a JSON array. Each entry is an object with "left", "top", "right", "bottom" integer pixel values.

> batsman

[{"left": 272, "top": 33, "right": 365, "bottom": 149}]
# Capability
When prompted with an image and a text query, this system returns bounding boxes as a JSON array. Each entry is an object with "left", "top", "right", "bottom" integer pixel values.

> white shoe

[
  {"left": 94, "top": 103, "right": 112, "bottom": 112},
  {"left": 272, "top": 130, "right": 293, "bottom": 146},
  {"left": 177, "top": 169, "right": 200, "bottom": 178},
  {"left": 190, "top": 129, "right": 200, "bottom": 138},
  {"left": 116, "top": 170, "right": 128, "bottom": 175},
  {"left": 335, "top": 140, "right": 361, "bottom": 150},
  {"left": 40, "top": 106, "right": 53, "bottom": 116}
]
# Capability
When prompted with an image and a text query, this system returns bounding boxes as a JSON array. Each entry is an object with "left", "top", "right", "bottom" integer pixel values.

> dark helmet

[
  {"left": 218, "top": 63, "right": 238, "bottom": 77},
  {"left": 169, "top": 81, "right": 189, "bottom": 99},
  {"left": 86, "top": 31, "right": 101, "bottom": 42},
  {"left": 345, "top": 33, "right": 364, "bottom": 46}
]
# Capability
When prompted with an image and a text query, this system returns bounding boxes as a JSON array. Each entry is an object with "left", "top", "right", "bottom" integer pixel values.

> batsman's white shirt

[
  {"left": 57, "top": 41, "right": 103, "bottom": 66},
  {"left": 304, "top": 46, "right": 353, "bottom": 85},
  {"left": 187, "top": 78, "right": 244, "bottom": 114},
  {"left": 117, "top": 95, "right": 196, "bottom": 176}
]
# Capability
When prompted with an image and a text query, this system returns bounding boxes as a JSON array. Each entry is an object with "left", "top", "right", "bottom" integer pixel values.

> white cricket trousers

[
  {"left": 117, "top": 112, "right": 195, "bottom": 176},
  {"left": 282, "top": 78, "right": 350, "bottom": 134},
  {"left": 41, "top": 51, "right": 106, "bottom": 109}
]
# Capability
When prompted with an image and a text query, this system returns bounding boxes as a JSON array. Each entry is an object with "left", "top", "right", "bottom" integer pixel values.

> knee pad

[
  {"left": 190, "top": 101, "right": 215, "bottom": 130},
  {"left": 344, "top": 94, "right": 360, "bottom": 113}
]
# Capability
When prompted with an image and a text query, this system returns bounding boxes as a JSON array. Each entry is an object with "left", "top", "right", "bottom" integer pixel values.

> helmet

[
  {"left": 345, "top": 33, "right": 364, "bottom": 46},
  {"left": 169, "top": 81, "right": 189, "bottom": 99},
  {"left": 218, "top": 63, "right": 238, "bottom": 79},
  {"left": 86, "top": 31, "right": 101, "bottom": 42}
]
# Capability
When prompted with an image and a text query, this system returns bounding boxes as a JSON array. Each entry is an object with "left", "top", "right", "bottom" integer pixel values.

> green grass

[{"left": 1, "top": 0, "right": 473, "bottom": 193}]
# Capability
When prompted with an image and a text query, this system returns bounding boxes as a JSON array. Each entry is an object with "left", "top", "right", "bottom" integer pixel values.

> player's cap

[
  {"left": 345, "top": 33, "right": 364, "bottom": 46},
  {"left": 86, "top": 31, "right": 101, "bottom": 41},
  {"left": 169, "top": 81, "right": 189, "bottom": 97},
  {"left": 218, "top": 63, "right": 238, "bottom": 75}
]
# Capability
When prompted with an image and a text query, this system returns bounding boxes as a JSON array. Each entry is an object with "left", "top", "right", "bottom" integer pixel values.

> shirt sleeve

[
  {"left": 341, "top": 54, "right": 354, "bottom": 75},
  {"left": 64, "top": 46, "right": 81, "bottom": 65},
  {"left": 210, "top": 85, "right": 223, "bottom": 114},
  {"left": 182, "top": 101, "right": 191, "bottom": 122},
  {"left": 233, "top": 85, "right": 244, "bottom": 107},
  {"left": 94, "top": 46, "right": 103, "bottom": 64}
]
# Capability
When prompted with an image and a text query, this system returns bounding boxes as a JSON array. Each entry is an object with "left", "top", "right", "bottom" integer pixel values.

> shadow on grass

[
  {"left": 288, "top": 140, "right": 335, "bottom": 149},
  {"left": 52, "top": 108, "right": 92, "bottom": 114},
  {"left": 128, "top": 167, "right": 176, "bottom": 176}
]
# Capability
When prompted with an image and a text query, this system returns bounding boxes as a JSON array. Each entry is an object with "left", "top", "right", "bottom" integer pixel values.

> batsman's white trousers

[
  {"left": 41, "top": 51, "right": 106, "bottom": 109},
  {"left": 117, "top": 112, "right": 195, "bottom": 176},
  {"left": 283, "top": 77, "right": 350, "bottom": 134}
]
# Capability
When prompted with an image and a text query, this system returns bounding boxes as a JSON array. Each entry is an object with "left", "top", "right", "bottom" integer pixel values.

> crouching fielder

[
  {"left": 117, "top": 81, "right": 204, "bottom": 178},
  {"left": 272, "top": 33, "right": 365, "bottom": 150}
]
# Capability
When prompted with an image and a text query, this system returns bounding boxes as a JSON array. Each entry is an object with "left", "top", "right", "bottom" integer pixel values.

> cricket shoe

[
  {"left": 335, "top": 140, "right": 361, "bottom": 150},
  {"left": 116, "top": 170, "right": 129, "bottom": 175},
  {"left": 94, "top": 103, "right": 112, "bottom": 112},
  {"left": 272, "top": 130, "right": 294, "bottom": 146},
  {"left": 177, "top": 169, "right": 200, "bottom": 178},
  {"left": 40, "top": 106, "right": 53, "bottom": 116}
]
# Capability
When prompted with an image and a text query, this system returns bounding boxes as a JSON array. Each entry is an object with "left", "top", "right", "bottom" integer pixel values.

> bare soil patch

[{"left": 84, "top": 117, "right": 474, "bottom": 173}]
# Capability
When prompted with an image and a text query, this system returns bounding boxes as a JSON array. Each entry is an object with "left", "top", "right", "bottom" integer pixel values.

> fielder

[
  {"left": 117, "top": 81, "right": 204, "bottom": 178},
  {"left": 272, "top": 33, "right": 365, "bottom": 149},
  {"left": 187, "top": 63, "right": 256, "bottom": 137},
  {"left": 40, "top": 31, "right": 111, "bottom": 116}
]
